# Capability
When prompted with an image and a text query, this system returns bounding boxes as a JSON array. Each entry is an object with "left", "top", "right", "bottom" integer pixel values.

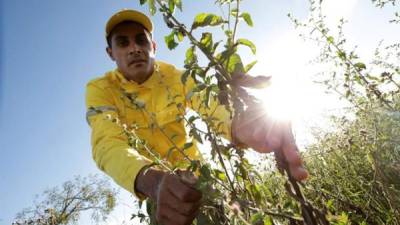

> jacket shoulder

[
  {"left": 158, "top": 61, "right": 183, "bottom": 75},
  {"left": 86, "top": 72, "right": 114, "bottom": 89},
  {"left": 157, "top": 61, "right": 184, "bottom": 85}
]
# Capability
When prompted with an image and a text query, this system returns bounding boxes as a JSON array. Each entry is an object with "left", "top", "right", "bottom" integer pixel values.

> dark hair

[{"left": 106, "top": 21, "right": 152, "bottom": 48}]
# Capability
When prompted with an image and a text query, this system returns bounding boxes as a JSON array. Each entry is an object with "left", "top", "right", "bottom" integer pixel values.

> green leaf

[
  {"left": 196, "top": 213, "right": 213, "bottom": 225},
  {"left": 214, "top": 169, "right": 226, "bottom": 181},
  {"left": 337, "top": 50, "right": 346, "bottom": 60},
  {"left": 168, "top": 0, "right": 175, "bottom": 14},
  {"left": 230, "top": 8, "right": 239, "bottom": 17},
  {"left": 326, "top": 199, "right": 335, "bottom": 211},
  {"left": 205, "top": 86, "right": 212, "bottom": 108},
  {"left": 188, "top": 115, "right": 198, "bottom": 123},
  {"left": 200, "top": 165, "right": 211, "bottom": 179},
  {"left": 200, "top": 32, "right": 213, "bottom": 53},
  {"left": 212, "top": 41, "right": 222, "bottom": 53},
  {"left": 345, "top": 90, "right": 351, "bottom": 98},
  {"left": 175, "top": 0, "right": 182, "bottom": 11},
  {"left": 241, "top": 12, "right": 253, "bottom": 27},
  {"left": 189, "top": 160, "right": 199, "bottom": 172},
  {"left": 181, "top": 70, "right": 190, "bottom": 84},
  {"left": 192, "top": 13, "right": 224, "bottom": 30},
  {"left": 176, "top": 31, "right": 184, "bottom": 42},
  {"left": 217, "top": 48, "right": 235, "bottom": 65},
  {"left": 250, "top": 212, "right": 263, "bottom": 224},
  {"left": 225, "top": 30, "right": 233, "bottom": 38},
  {"left": 227, "top": 53, "right": 245, "bottom": 73},
  {"left": 185, "top": 46, "right": 197, "bottom": 65},
  {"left": 338, "top": 212, "right": 349, "bottom": 225},
  {"left": 248, "top": 184, "right": 262, "bottom": 204},
  {"left": 367, "top": 152, "right": 374, "bottom": 165},
  {"left": 327, "top": 36, "right": 334, "bottom": 44},
  {"left": 263, "top": 216, "right": 273, "bottom": 225},
  {"left": 244, "top": 60, "right": 257, "bottom": 73},
  {"left": 354, "top": 62, "right": 367, "bottom": 71},
  {"left": 190, "top": 129, "right": 203, "bottom": 144},
  {"left": 139, "top": 0, "right": 147, "bottom": 5},
  {"left": 148, "top": 0, "right": 156, "bottom": 15},
  {"left": 164, "top": 31, "right": 178, "bottom": 50},
  {"left": 183, "top": 142, "right": 193, "bottom": 150},
  {"left": 193, "top": 83, "right": 207, "bottom": 92},
  {"left": 237, "top": 38, "right": 256, "bottom": 54}
]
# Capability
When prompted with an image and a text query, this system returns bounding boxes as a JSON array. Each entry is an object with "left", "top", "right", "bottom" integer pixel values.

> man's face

[{"left": 106, "top": 22, "right": 156, "bottom": 83}]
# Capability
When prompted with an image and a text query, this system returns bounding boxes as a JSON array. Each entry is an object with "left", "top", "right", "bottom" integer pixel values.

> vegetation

[
  {"left": 15, "top": 0, "right": 399, "bottom": 224},
  {"left": 13, "top": 175, "right": 117, "bottom": 225},
  {"left": 125, "top": 0, "right": 399, "bottom": 224}
]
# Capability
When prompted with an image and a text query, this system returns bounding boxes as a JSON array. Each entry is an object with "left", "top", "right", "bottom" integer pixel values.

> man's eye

[
  {"left": 117, "top": 39, "right": 129, "bottom": 47},
  {"left": 136, "top": 36, "right": 149, "bottom": 45}
]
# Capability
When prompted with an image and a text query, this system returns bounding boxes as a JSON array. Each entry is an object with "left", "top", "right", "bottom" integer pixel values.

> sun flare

[
  {"left": 250, "top": 33, "right": 324, "bottom": 123},
  {"left": 252, "top": 76, "right": 319, "bottom": 123}
]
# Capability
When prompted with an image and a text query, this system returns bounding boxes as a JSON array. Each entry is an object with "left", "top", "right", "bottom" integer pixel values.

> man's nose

[{"left": 128, "top": 41, "right": 142, "bottom": 54}]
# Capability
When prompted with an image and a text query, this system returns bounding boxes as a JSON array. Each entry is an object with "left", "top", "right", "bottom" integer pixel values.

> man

[{"left": 86, "top": 9, "right": 308, "bottom": 225}]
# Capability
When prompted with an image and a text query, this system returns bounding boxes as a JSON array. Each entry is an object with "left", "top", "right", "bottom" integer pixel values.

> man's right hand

[{"left": 135, "top": 168, "right": 202, "bottom": 225}]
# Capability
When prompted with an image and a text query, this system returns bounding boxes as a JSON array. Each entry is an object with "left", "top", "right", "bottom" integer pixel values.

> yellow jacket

[{"left": 86, "top": 61, "right": 232, "bottom": 198}]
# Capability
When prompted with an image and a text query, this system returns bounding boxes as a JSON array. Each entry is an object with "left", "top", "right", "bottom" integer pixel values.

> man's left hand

[{"left": 232, "top": 104, "right": 308, "bottom": 181}]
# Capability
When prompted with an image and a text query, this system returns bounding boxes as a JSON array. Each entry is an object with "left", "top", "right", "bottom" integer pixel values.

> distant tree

[{"left": 13, "top": 175, "right": 117, "bottom": 225}]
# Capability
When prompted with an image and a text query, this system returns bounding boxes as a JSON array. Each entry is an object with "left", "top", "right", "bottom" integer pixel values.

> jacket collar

[{"left": 111, "top": 62, "right": 161, "bottom": 92}]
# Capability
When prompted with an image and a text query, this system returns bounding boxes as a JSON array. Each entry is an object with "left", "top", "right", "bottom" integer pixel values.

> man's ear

[
  {"left": 106, "top": 47, "right": 115, "bottom": 61},
  {"left": 152, "top": 41, "right": 157, "bottom": 54}
]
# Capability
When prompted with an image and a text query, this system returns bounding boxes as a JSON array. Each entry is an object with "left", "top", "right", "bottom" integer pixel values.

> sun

[
  {"left": 251, "top": 75, "right": 316, "bottom": 123},
  {"left": 248, "top": 32, "right": 325, "bottom": 124},
  {"left": 245, "top": 0, "right": 359, "bottom": 122}
]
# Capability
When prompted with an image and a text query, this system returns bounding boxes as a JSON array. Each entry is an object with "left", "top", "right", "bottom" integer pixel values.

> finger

[
  {"left": 177, "top": 170, "right": 198, "bottom": 187},
  {"left": 282, "top": 139, "right": 302, "bottom": 167},
  {"left": 158, "top": 204, "right": 197, "bottom": 225},
  {"left": 166, "top": 196, "right": 201, "bottom": 216},
  {"left": 281, "top": 122, "right": 308, "bottom": 180},
  {"left": 289, "top": 164, "right": 308, "bottom": 181},
  {"left": 159, "top": 186, "right": 201, "bottom": 216},
  {"left": 231, "top": 72, "right": 271, "bottom": 89},
  {"left": 166, "top": 175, "right": 202, "bottom": 202}
]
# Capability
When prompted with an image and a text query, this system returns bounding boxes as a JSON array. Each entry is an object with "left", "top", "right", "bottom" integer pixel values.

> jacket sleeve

[
  {"left": 184, "top": 77, "right": 233, "bottom": 141},
  {"left": 86, "top": 81, "right": 152, "bottom": 198}
]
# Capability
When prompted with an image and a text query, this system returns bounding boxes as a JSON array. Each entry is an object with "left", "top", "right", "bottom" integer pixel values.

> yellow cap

[{"left": 105, "top": 9, "right": 153, "bottom": 37}]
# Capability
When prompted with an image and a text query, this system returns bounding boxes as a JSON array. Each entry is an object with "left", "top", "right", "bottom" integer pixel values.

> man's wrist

[{"left": 135, "top": 168, "right": 165, "bottom": 200}]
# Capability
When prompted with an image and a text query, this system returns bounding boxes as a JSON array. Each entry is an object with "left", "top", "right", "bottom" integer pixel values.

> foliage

[
  {"left": 115, "top": 0, "right": 400, "bottom": 224},
  {"left": 302, "top": 105, "right": 400, "bottom": 224},
  {"left": 287, "top": 0, "right": 400, "bottom": 224},
  {"left": 13, "top": 175, "right": 117, "bottom": 225}
]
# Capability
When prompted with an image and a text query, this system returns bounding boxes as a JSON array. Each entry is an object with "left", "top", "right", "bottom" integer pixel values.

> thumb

[
  {"left": 231, "top": 72, "right": 271, "bottom": 89},
  {"left": 176, "top": 170, "right": 198, "bottom": 187}
]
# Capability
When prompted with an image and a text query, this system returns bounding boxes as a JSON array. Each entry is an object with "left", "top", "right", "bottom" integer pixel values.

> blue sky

[{"left": 0, "top": 0, "right": 398, "bottom": 224}]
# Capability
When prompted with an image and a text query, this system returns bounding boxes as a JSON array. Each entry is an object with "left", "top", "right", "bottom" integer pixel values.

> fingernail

[{"left": 297, "top": 167, "right": 308, "bottom": 180}]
